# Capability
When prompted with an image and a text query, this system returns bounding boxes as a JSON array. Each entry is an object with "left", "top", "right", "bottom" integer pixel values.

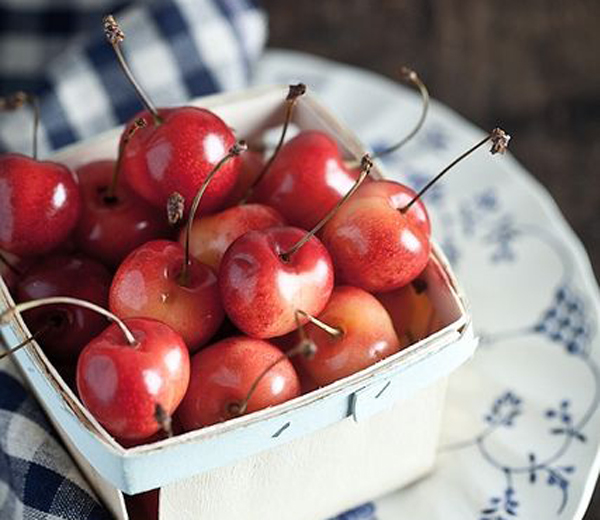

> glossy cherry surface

[
  {"left": 75, "top": 160, "right": 171, "bottom": 267},
  {"left": 181, "top": 203, "right": 285, "bottom": 271},
  {"left": 109, "top": 240, "right": 224, "bottom": 351},
  {"left": 177, "top": 336, "right": 300, "bottom": 430},
  {"left": 17, "top": 254, "right": 112, "bottom": 362},
  {"left": 298, "top": 286, "right": 399, "bottom": 386},
  {"left": 77, "top": 317, "right": 190, "bottom": 440},
  {"left": 221, "top": 149, "right": 264, "bottom": 207},
  {"left": 219, "top": 226, "right": 334, "bottom": 338},
  {"left": 321, "top": 180, "right": 431, "bottom": 292},
  {"left": 121, "top": 108, "right": 240, "bottom": 214},
  {"left": 0, "top": 154, "right": 81, "bottom": 256},
  {"left": 253, "top": 131, "right": 360, "bottom": 230}
]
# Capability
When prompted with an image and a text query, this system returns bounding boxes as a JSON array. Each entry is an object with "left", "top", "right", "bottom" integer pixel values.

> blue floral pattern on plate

[{"left": 256, "top": 50, "right": 600, "bottom": 520}]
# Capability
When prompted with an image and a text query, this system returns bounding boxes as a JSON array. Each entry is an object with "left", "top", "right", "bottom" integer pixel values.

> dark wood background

[{"left": 261, "top": 0, "right": 600, "bottom": 517}]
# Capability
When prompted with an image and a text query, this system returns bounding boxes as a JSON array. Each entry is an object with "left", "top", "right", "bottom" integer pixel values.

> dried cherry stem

[
  {"left": 280, "top": 154, "right": 373, "bottom": 262},
  {"left": 1, "top": 297, "right": 137, "bottom": 346},
  {"left": 178, "top": 140, "right": 248, "bottom": 286},
  {"left": 0, "top": 91, "right": 40, "bottom": 159},
  {"left": 295, "top": 309, "right": 342, "bottom": 338},
  {"left": 401, "top": 127, "right": 510, "bottom": 214},
  {"left": 103, "top": 15, "right": 161, "bottom": 125},
  {"left": 0, "top": 252, "right": 22, "bottom": 277},
  {"left": 0, "top": 322, "right": 51, "bottom": 361},
  {"left": 106, "top": 118, "right": 147, "bottom": 201},
  {"left": 240, "top": 84, "right": 306, "bottom": 203},
  {"left": 228, "top": 332, "right": 316, "bottom": 418},
  {"left": 154, "top": 403, "right": 173, "bottom": 438},
  {"left": 372, "top": 67, "right": 429, "bottom": 159}
]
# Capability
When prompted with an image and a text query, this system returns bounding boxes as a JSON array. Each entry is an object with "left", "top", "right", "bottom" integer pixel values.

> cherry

[
  {"left": 221, "top": 150, "right": 265, "bottom": 207},
  {"left": 219, "top": 155, "right": 373, "bottom": 338},
  {"left": 0, "top": 251, "right": 28, "bottom": 293},
  {"left": 295, "top": 286, "right": 399, "bottom": 386},
  {"left": 77, "top": 317, "right": 190, "bottom": 440},
  {"left": 16, "top": 254, "right": 112, "bottom": 362},
  {"left": 322, "top": 129, "right": 511, "bottom": 292},
  {"left": 109, "top": 240, "right": 223, "bottom": 351},
  {"left": 252, "top": 130, "right": 360, "bottom": 230},
  {"left": 75, "top": 158, "right": 171, "bottom": 267},
  {"left": 109, "top": 144, "right": 245, "bottom": 351},
  {"left": 103, "top": 15, "right": 241, "bottom": 214},
  {"left": 180, "top": 203, "right": 285, "bottom": 271},
  {"left": 376, "top": 277, "right": 440, "bottom": 345},
  {"left": 1, "top": 297, "right": 190, "bottom": 440},
  {"left": 0, "top": 92, "right": 81, "bottom": 257},
  {"left": 177, "top": 336, "right": 300, "bottom": 430}
]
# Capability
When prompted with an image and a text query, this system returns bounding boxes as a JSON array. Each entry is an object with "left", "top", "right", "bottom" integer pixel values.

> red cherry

[
  {"left": 101, "top": 15, "right": 240, "bottom": 215},
  {"left": 219, "top": 227, "right": 334, "bottom": 338},
  {"left": 180, "top": 203, "right": 285, "bottom": 271},
  {"left": 321, "top": 180, "right": 431, "bottom": 292},
  {"left": 0, "top": 154, "right": 81, "bottom": 256},
  {"left": 121, "top": 107, "right": 240, "bottom": 213},
  {"left": 75, "top": 160, "right": 171, "bottom": 267},
  {"left": 77, "top": 317, "right": 190, "bottom": 440},
  {"left": 16, "top": 254, "right": 111, "bottom": 362},
  {"left": 177, "top": 336, "right": 300, "bottom": 430},
  {"left": 221, "top": 150, "right": 265, "bottom": 207},
  {"left": 109, "top": 240, "right": 224, "bottom": 352},
  {"left": 253, "top": 131, "right": 360, "bottom": 229},
  {"left": 297, "top": 286, "right": 399, "bottom": 386}
]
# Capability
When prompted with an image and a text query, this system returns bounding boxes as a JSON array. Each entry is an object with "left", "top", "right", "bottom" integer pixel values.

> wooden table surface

[{"left": 262, "top": 1, "right": 600, "bottom": 517}]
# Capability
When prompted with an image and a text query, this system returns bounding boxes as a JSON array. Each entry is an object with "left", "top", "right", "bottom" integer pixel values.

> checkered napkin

[{"left": 0, "top": 0, "right": 266, "bottom": 518}]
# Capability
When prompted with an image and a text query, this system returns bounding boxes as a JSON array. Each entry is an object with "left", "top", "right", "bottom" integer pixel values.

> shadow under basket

[{"left": 0, "top": 85, "right": 478, "bottom": 520}]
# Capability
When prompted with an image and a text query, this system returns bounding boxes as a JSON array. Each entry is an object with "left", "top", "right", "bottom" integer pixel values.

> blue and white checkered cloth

[{"left": 0, "top": 0, "right": 266, "bottom": 518}]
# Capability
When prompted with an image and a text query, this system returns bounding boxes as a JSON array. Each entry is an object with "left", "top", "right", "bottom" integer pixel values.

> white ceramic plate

[{"left": 253, "top": 49, "right": 600, "bottom": 520}]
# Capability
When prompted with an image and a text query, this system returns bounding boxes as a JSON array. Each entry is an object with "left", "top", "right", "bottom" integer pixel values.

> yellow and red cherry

[
  {"left": 177, "top": 336, "right": 300, "bottom": 430},
  {"left": 180, "top": 203, "right": 285, "bottom": 272},
  {"left": 297, "top": 286, "right": 400, "bottom": 386}
]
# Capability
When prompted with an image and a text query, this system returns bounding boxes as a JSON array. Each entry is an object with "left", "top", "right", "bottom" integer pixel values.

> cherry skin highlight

[
  {"left": 77, "top": 317, "right": 190, "bottom": 440},
  {"left": 75, "top": 160, "right": 171, "bottom": 267},
  {"left": 16, "top": 254, "right": 112, "bottom": 362},
  {"left": 321, "top": 180, "right": 431, "bottom": 292},
  {"left": 180, "top": 203, "right": 285, "bottom": 272},
  {"left": 0, "top": 154, "right": 81, "bottom": 256},
  {"left": 177, "top": 336, "right": 300, "bottom": 430},
  {"left": 298, "top": 286, "right": 400, "bottom": 386},
  {"left": 252, "top": 131, "right": 360, "bottom": 230},
  {"left": 109, "top": 240, "right": 224, "bottom": 352},
  {"left": 121, "top": 108, "right": 240, "bottom": 214},
  {"left": 219, "top": 226, "right": 334, "bottom": 338}
]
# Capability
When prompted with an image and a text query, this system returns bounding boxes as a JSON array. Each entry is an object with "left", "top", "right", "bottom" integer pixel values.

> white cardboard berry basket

[{"left": 0, "top": 85, "right": 477, "bottom": 520}]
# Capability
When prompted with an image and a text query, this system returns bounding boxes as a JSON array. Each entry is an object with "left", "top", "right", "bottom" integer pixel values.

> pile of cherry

[{"left": 0, "top": 15, "right": 509, "bottom": 446}]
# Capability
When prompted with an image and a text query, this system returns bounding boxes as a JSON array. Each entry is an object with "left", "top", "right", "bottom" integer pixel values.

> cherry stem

[
  {"left": 0, "top": 252, "right": 22, "bottom": 277},
  {"left": 229, "top": 335, "right": 316, "bottom": 418},
  {"left": 0, "top": 322, "right": 51, "bottom": 361},
  {"left": 106, "top": 118, "right": 147, "bottom": 201},
  {"left": 154, "top": 403, "right": 173, "bottom": 438},
  {"left": 401, "top": 127, "right": 511, "bottom": 214},
  {"left": 372, "top": 67, "right": 429, "bottom": 160},
  {"left": 280, "top": 154, "right": 373, "bottom": 262},
  {"left": 179, "top": 140, "right": 248, "bottom": 286},
  {"left": 0, "top": 91, "right": 40, "bottom": 159},
  {"left": 103, "top": 15, "right": 161, "bottom": 125},
  {"left": 1, "top": 297, "right": 137, "bottom": 346},
  {"left": 295, "top": 309, "right": 342, "bottom": 338},
  {"left": 240, "top": 84, "right": 306, "bottom": 204}
]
